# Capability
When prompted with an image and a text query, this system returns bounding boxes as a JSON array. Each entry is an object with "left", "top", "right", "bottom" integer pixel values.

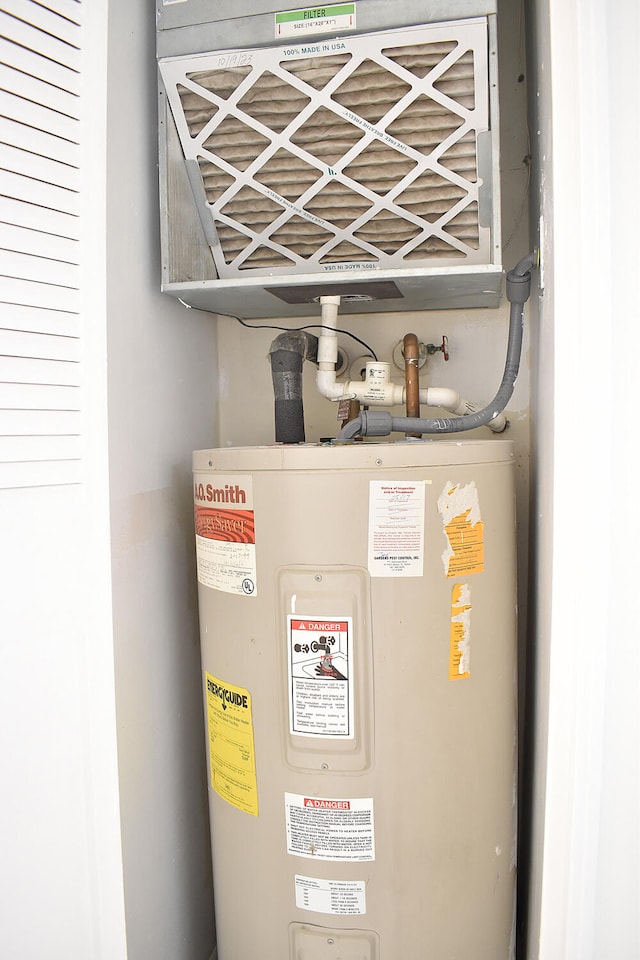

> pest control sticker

[
  {"left": 285, "top": 793, "right": 375, "bottom": 861},
  {"left": 275, "top": 4, "right": 356, "bottom": 40},
  {"left": 368, "top": 480, "right": 426, "bottom": 577},
  {"left": 437, "top": 480, "right": 484, "bottom": 577},
  {"left": 194, "top": 473, "right": 257, "bottom": 596},
  {"left": 450, "top": 583, "right": 472, "bottom": 679},
  {"left": 205, "top": 673, "right": 258, "bottom": 816},
  {"left": 295, "top": 875, "right": 366, "bottom": 916},
  {"left": 288, "top": 616, "right": 354, "bottom": 739}
]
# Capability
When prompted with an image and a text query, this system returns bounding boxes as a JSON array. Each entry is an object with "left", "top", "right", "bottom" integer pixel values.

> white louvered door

[{"left": 0, "top": 0, "right": 82, "bottom": 489}]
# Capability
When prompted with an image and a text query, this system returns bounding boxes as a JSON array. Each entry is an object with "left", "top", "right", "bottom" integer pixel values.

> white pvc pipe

[
  {"left": 316, "top": 372, "right": 506, "bottom": 431},
  {"left": 317, "top": 295, "right": 340, "bottom": 370},
  {"left": 316, "top": 295, "right": 507, "bottom": 433},
  {"left": 317, "top": 359, "right": 405, "bottom": 405},
  {"left": 424, "top": 387, "right": 508, "bottom": 433}
]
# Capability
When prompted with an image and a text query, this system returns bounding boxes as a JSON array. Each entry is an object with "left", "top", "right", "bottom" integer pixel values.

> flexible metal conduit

[{"left": 338, "top": 250, "right": 539, "bottom": 441}]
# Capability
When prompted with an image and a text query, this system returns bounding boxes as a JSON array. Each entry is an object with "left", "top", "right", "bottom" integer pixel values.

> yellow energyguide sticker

[{"left": 205, "top": 672, "right": 258, "bottom": 816}]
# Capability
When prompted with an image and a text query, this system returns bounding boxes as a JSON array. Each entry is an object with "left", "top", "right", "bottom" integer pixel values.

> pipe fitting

[{"left": 337, "top": 251, "right": 538, "bottom": 441}]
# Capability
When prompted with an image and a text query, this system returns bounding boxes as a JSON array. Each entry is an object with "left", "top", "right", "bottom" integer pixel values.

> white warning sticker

[
  {"left": 285, "top": 793, "right": 375, "bottom": 861},
  {"left": 368, "top": 480, "right": 426, "bottom": 577},
  {"left": 295, "top": 875, "right": 366, "bottom": 916},
  {"left": 288, "top": 616, "right": 354, "bottom": 739}
]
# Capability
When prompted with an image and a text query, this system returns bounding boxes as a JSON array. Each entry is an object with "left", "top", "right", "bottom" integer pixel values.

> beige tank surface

[{"left": 193, "top": 440, "right": 517, "bottom": 960}]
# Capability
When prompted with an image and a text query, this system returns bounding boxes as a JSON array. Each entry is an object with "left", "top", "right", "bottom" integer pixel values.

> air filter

[{"left": 158, "top": 16, "right": 501, "bottom": 317}]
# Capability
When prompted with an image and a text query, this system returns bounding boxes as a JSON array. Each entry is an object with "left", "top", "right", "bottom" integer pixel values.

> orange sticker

[
  {"left": 444, "top": 509, "right": 484, "bottom": 577},
  {"left": 449, "top": 583, "right": 471, "bottom": 680},
  {"left": 438, "top": 481, "right": 485, "bottom": 577}
]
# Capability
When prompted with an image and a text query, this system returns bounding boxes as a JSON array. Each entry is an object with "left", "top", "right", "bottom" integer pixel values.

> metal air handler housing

[{"left": 157, "top": 0, "right": 502, "bottom": 319}]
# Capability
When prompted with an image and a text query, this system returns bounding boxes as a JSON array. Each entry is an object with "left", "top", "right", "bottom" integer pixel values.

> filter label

[
  {"left": 194, "top": 473, "right": 257, "bottom": 596},
  {"left": 368, "top": 480, "right": 426, "bottom": 577},
  {"left": 285, "top": 793, "right": 375, "bottom": 861},
  {"left": 205, "top": 672, "right": 258, "bottom": 816},
  {"left": 295, "top": 875, "right": 366, "bottom": 915},
  {"left": 438, "top": 480, "right": 485, "bottom": 577},
  {"left": 275, "top": 4, "right": 356, "bottom": 40},
  {"left": 288, "top": 616, "right": 354, "bottom": 739}
]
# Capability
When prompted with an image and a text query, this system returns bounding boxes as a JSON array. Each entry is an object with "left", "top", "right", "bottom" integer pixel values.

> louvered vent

[
  {"left": 0, "top": 0, "right": 82, "bottom": 489},
  {"left": 160, "top": 19, "right": 492, "bottom": 281}
]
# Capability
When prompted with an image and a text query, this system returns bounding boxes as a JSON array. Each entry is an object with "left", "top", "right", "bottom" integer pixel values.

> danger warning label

[
  {"left": 304, "top": 798, "right": 350, "bottom": 809},
  {"left": 285, "top": 792, "right": 375, "bottom": 861},
  {"left": 288, "top": 615, "right": 354, "bottom": 739}
]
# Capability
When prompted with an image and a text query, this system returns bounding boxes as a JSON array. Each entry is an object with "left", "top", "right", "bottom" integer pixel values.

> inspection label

[
  {"left": 194, "top": 473, "right": 257, "bottom": 596},
  {"left": 206, "top": 673, "right": 258, "bottom": 816},
  {"left": 368, "top": 480, "right": 426, "bottom": 577},
  {"left": 275, "top": 4, "right": 356, "bottom": 39},
  {"left": 295, "top": 875, "right": 366, "bottom": 915},
  {"left": 288, "top": 616, "right": 354, "bottom": 739},
  {"left": 285, "top": 793, "right": 375, "bottom": 861}
]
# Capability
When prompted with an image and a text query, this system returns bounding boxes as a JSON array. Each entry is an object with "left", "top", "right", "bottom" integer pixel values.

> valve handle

[{"left": 426, "top": 335, "right": 449, "bottom": 361}]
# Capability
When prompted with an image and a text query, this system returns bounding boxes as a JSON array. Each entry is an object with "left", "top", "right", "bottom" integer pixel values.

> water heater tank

[{"left": 193, "top": 440, "right": 517, "bottom": 959}]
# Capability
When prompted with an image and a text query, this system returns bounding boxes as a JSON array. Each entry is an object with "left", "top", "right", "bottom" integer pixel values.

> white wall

[
  {"left": 527, "top": 0, "right": 640, "bottom": 957},
  {"left": 105, "top": 2, "right": 219, "bottom": 959},
  {"left": 593, "top": 10, "right": 640, "bottom": 951}
]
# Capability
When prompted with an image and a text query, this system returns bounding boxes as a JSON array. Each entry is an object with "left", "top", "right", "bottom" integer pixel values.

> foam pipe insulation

[{"left": 269, "top": 330, "right": 318, "bottom": 443}]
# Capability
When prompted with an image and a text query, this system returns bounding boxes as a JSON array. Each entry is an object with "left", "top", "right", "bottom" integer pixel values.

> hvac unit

[{"left": 157, "top": 1, "right": 502, "bottom": 317}]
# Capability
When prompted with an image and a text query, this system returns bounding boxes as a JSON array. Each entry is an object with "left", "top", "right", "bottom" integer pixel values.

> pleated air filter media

[{"left": 158, "top": 14, "right": 502, "bottom": 317}]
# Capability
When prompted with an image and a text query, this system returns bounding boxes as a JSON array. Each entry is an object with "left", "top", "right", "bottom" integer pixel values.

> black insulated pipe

[
  {"left": 268, "top": 331, "right": 319, "bottom": 443},
  {"left": 338, "top": 250, "right": 539, "bottom": 441}
]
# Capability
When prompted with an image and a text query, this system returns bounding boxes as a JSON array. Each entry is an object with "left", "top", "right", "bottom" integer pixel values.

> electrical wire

[{"left": 230, "top": 315, "right": 378, "bottom": 362}]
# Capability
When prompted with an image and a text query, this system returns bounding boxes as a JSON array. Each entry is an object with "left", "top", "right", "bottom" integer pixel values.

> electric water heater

[{"left": 193, "top": 439, "right": 517, "bottom": 959}]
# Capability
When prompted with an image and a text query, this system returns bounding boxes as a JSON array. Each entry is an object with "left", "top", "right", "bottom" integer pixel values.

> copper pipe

[{"left": 403, "top": 333, "right": 421, "bottom": 437}]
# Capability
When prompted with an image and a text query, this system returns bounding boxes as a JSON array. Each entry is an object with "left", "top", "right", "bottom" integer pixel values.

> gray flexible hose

[{"left": 338, "top": 250, "right": 538, "bottom": 441}]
